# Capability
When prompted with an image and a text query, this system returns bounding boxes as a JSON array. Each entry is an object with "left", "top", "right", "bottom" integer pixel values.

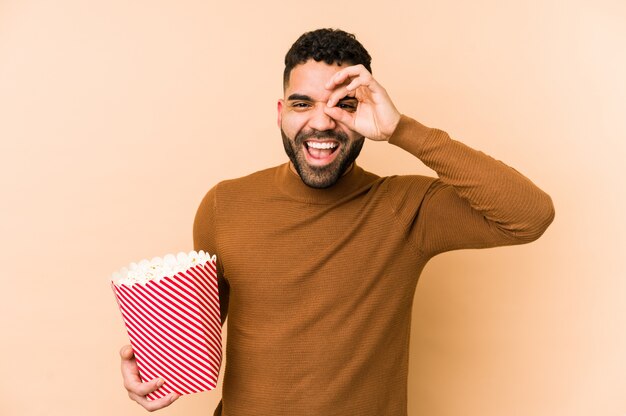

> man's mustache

[{"left": 295, "top": 129, "right": 348, "bottom": 146}]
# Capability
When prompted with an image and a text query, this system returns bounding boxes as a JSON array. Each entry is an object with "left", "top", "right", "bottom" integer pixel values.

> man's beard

[{"left": 281, "top": 128, "right": 365, "bottom": 189}]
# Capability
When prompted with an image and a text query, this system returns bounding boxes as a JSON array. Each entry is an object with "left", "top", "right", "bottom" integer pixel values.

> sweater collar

[{"left": 275, "top": 162, "right": 368, "bottom": 204}]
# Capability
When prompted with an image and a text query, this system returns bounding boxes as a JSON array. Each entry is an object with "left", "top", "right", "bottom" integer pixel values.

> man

[{"left": 120, "top": 28, "right": 554, "bottom": 415}]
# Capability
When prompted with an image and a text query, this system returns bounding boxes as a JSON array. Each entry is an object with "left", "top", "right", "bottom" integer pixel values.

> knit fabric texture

[{"left": 193, "top": 115, "right": 555, "bottom": 416}]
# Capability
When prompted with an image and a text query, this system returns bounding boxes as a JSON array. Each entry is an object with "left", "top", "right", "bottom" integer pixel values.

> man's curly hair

[{"left": 283, "top": 28, "right": 372, "bottom": 88}]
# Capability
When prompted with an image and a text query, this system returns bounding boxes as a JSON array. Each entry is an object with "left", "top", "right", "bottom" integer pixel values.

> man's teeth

[{"left": 307, "top": 142, "right": 338, "bottom": 150}]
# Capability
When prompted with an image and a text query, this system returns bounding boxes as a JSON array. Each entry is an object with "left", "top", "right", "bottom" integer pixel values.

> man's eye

[
  {"left": 337, "top": 102, "right": 357, "bottom": 112},
  {"left": 291, "top": 102, "right": 311, "bottom": 109}
]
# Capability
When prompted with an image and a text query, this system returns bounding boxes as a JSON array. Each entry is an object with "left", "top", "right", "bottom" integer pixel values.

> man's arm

[
  {"left": 193, "top": 185, "right": 229, "bottom": 325},
  {"left": 324, "top": 65, "right": 554, "bottom": 254},
  {"left": 386, "top": 116, "right": 555, "bottom": 256}
]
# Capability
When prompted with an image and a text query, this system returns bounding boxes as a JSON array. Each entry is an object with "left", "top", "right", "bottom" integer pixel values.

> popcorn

[
  {"left": 111, "top": 250, "right": 222, "bottom": 400},
  {"left": 111, "top": 250, "right": 215, "bottom": 286}
]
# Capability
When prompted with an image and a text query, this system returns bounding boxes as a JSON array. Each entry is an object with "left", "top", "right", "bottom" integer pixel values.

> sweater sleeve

[
  {"left": 386, "top": 115, "right": 555, "bottom": 258},
  {"left": 193, "top": 185, "right": 230, "bottom": 324}
]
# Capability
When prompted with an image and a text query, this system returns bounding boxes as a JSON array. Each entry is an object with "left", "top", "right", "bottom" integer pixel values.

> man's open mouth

[
  {"left": 304, "top": 140, "right": 340, "bottom": 164},
  {"left": 304, "top": 140, "right": 339, "bottom": 160}
]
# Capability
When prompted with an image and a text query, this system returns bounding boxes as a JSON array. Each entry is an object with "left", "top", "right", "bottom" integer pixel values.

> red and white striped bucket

[{"left": 112, "top": 257, "right": 221, "bottom": 400}]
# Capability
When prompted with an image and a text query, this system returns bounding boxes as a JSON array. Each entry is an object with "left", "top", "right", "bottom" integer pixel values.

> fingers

[
  {"left": 120, "top": 353, "right": 160, "bottom": 396},
  {"left": 325, "top": 64, "right": 376, "bottom": 108},
  {"left": 326, "top": 87, "right": 352, "bottom": 109},
  {"left": 323, "top": 106, "right": 354, "bottom": 127},
  {"left": 120, "top": 344, "right": 179, "bottom": 411},
  {"left": 126, "top": 376, "right": 179, "bottom": 411},
  {"left": 324, "top": 64, "right": 371, "bottom": 91},
  {"left": 322, "top": 63, "right": 399, "bottom": 140},
  {"left": 125, "top": 375, "right": 165, "bottom": 397},
  {"left": 128, "top": 391, "right": 180, "bottom": 412},
  {"left": 120, "top": 345, "right": 143, "bottom": 389},
  {"left": 120, "top": 344, "right": 134, "bottom": 360}
]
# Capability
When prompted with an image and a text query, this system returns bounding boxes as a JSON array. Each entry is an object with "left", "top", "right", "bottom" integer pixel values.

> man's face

[{"left": 277, "top": 59, "right": 365, "bottom": 189}]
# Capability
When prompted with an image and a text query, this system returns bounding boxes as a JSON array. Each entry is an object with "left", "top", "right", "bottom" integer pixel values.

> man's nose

[{"left": 308, "top": 103, "right": 336, "bottom": 131}]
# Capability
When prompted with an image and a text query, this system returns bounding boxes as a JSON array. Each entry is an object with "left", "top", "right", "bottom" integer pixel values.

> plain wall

[{"left": 1, "top": 0, "right": 624, "bottom": 415}]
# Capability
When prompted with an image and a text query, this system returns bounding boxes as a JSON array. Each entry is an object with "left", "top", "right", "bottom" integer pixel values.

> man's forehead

[{"left": 285, "top": 59, "right": 349, "bottom": 98}]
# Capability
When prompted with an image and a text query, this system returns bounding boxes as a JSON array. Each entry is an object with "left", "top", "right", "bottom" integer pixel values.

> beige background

[{"left": 1, "top": 0, "right": 624, "bottom": 415}]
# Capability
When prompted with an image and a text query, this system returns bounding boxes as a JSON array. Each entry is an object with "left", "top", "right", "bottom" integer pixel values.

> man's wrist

[
  {"left": 383, "top": 112, "right": 402, "bottom": 141},
  {"left": 387, "top": 115, "right": 433, "bottom": 149}
]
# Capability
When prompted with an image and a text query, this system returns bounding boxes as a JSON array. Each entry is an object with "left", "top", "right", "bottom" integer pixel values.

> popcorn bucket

[{"left": 111, "top": 251, "right": 222, "bottom": 400}]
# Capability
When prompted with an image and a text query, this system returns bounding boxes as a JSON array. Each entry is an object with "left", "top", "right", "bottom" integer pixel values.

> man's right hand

[{"left": 120, "top": 345, "right": 180, "bottom": 411}]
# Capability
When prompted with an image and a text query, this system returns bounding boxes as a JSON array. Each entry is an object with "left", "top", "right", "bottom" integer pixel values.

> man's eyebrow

[
  {"left": 287, "top": 93, "right": 312, "bottom": 101},
  {"left": 286, "top": 94, "right": 358, "bottom": 103}
]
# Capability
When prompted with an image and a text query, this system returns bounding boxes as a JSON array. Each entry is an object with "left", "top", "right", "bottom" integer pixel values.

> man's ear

[{"left": 277, "top": 99, "right": 284, "bottom": 127}]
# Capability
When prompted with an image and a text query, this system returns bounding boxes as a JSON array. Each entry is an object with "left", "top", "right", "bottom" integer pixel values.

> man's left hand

[{"left": 324, "top": 64, "right": 401, "bottom": 141}]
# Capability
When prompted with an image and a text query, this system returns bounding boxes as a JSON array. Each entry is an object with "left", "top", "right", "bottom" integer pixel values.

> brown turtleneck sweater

[{"left": 193, "top": 115, "right": 554, "bottom": 416}]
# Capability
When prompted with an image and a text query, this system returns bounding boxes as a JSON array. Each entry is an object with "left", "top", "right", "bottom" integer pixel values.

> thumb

[
  {"left": 324, "top": 106, "right": 353, "bottom": 128},
  {"left": 120, "top": 344, "right": 134, "bottom": 360}
]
